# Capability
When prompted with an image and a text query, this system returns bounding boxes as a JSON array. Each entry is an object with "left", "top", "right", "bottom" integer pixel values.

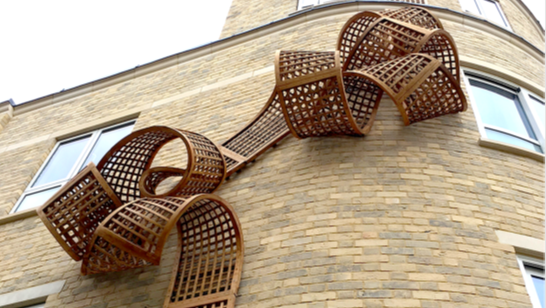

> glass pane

[
  {"left": 461, "top": 0, "right": 480, "bottom": 14},
  {"left": 81, "top": 124, "right": 133, "bottom": 169},
  {"left": 470, "top": 80, "right": 535, "bottom": 139},
  {"left": 32, "top": 136, "right": 91, "bottom": 187},
  {"left": 485, "top": 128, "right": 542, "bottom": 153},
  {"left": 529, "top": 96, "right": 545, "bottom": 130},
  {"left": 531, "top": 275, "right": 545, "bottom": 308},
  {"left": 480, "top": 0, "right": 508, "bottom": 26},
  {"left": 16, "top": 187, "right": 59, "bottom": 212}
]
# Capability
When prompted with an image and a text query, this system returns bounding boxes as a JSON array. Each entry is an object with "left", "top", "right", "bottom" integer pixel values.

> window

[
  {"left": 518, "top": 255, "right": 545, "bottom": 308},
  {"left": 11, "top": 121, "right": 135, "bottom": 213},
  {"left": 459, "top": 0, "right": 510, "bottom": 28},
  {"left": 464, "top": 72, "right": 545, "bottom": 154},
  {"left": 297, "top": 0, "right": 425, "bottom": 10}
]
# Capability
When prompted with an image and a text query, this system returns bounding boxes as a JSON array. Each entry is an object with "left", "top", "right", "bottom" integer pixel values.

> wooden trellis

[{"left": 36, "top": 6, "right": 467, "bottom": 308}]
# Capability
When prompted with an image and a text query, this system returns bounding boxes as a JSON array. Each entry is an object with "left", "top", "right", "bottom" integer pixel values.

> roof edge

[{"left": 11, "top": 1, "right": 545, "bottom": 114}]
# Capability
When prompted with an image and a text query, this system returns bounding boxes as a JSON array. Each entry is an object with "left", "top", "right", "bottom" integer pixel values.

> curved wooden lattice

[
  {"left": 81, "top": 195, "right": 243, "bottom": 307},
  {"left": 220, "top": 91, "right": 290, "bottom": 177},
  {"left": 276, "top": 6, "right": 466, "bottom": 138},
  {"left": 36, "top": 6, "right": 467, "bottom": 308},
  {"left": 36, "top": 163, "right": 122, "bottom": 261},
  {"left": 98, "top": 126, "right": 226, "bottom": 200},
  {"left": 275, "top": 50, "right": 379, "bottom": 138},
  {"left": 345, "top": 53, "right": 465, "bottom": 125}
]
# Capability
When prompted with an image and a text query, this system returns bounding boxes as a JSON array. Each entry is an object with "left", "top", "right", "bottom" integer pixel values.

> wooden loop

[
  {"left": 81, "top": 193, "right": 244, "bottom": 308},
  {"left": 36, "top": 163, "right": 122, "bottom": 261},
  {"left": 96, "top": 126, "right": 226, "bottom": 201},
  {"left": 345, "top": 53, "right": 467, "bottom": 125},
  {"left": 96, "top": 126, "right": 181, "bottom": 203},
  {"left": 139, "top": 167, "right": 186, "bottom": 197}
]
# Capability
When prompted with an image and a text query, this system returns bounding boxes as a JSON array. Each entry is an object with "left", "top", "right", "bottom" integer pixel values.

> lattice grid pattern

[
  {"left": 276, "top": 51, "right": 337, "bottom": 83},
  {"left": 169, "top": 199, "right": 241, "bottom": 306},
  {"left": 344, "top": 18, "right": 427, "bottom": 71},
  {"left": 402, "top": 65, "right": 466, "bottom": 124},
  {"left": 419, "top": 31, "right": 459, "bottom": 81},
  {"left": 98, "top": 128, "right": 178, "bottom": 203},
  {"left": 221, "top": 93, "right": 290, "bottom": 177},
  {"left": 343, "top": 75, "right": 382, "bottom": 134},
  {"left": 348, "top": 54, "right": 465, "bottom": 125},
  {"left": 83, "top": 196, "right": 187, "bottom": 274},
  {"left": 82, "top": 235, "right": 152, "bottom": 274},
  {"left": 140, "top": 167, "right": 186, "bottom": 196},
  {"left": 338, "top": 12, "right": 381, "bottom": 64},
  {"left": 361, "top": 54, "right": 433, "bottom": 98},
  {"left": 37, "top": 163, "right": 122, "bottom": 261},
  {"left": 280, "top": 76, "right": 360, "bottom": 137},
  {"left": 172, "top": 131, "right": 226, "bottom": 197},
  {"left": 381, "top": 6, "right": 443, "bottom": 30}
]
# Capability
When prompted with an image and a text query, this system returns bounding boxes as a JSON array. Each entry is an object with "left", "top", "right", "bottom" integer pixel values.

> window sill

[
  {"left": 479, "top": 137, "right": 545, "bottom": 162},
  {"left": 0, "top": 208, "right": 38, "bottom": 226}
]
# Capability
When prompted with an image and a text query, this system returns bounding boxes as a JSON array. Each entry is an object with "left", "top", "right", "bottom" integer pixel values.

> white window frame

[
  {"left": 517, "top": 255, "right": 545, "bottom": 308},
  {"left": 463, "top": 70, "right": 545, "bottom": 154},
  {"left": 459, "top": 0, "right": 511, "bottom": 30},
  {"left": 11, "top": 120, "right": 135, "bottom": 213}
]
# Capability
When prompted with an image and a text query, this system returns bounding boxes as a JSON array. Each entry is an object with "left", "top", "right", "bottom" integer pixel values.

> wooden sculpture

[
  {"left": 36, "top": 6, "right": 467, "bottom": 308},
  {"left": 274, "top": 6, "right": 466, "bottom": 139}
]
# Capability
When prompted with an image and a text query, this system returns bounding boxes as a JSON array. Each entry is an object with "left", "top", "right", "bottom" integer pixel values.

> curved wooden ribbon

[
  {"left": 275, "top": 7, "right": 465, "bottom": 138},
  {"left": 139, "top": 167, "right": 186, "bottom": 197},
  {"left": 275, "top": 50, "right": 379, "bottom": 138},
  {"left": 37, "top": 127, "right": 226, "bottom": 262},
  {"left": 36, "top": 7, "right": 468, "bottom": 308},
  {"left": 82, "top": 194, "right": 244, "bottom": 307},
  {"left": 337, "top": 7, "right": 443, "bottom": 64},
  {"left": 36, "top": 163, "right": 123, "bottom": 261},
  {"left": 98, "top": 126, "right": 226, "bottom": 201},
  {"left": 220, "top": 91, "right": 290, "bottom": 177},
  {"left": 345, "top": 54, "right": 466, "bottom": 125}
]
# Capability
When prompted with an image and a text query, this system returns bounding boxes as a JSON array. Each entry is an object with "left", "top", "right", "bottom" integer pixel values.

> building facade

[{"left": 0, "top": 0, "right": 544, "bottom": 307}]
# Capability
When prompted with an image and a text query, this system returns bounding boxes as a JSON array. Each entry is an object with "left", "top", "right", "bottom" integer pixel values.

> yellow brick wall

[
  {"left": 221, "top": 0, "right": 545, "bottom": 50},
  {"left": 0, "top": 4, "right": 543, "bottom": 308},
  {"left": 220, "top": 0, "right": 298, "bottom": 38}
]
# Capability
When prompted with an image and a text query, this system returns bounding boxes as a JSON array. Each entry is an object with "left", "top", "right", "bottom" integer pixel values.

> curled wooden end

[
  {"left": 165, "top": 194, "right": 244, "bottom": 308},
  {"left": 80, "top": 194, "right": 244, "bottom": 308}
]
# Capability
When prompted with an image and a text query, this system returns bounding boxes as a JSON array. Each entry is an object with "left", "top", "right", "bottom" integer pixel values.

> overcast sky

[
  {"left": 0, "top": 1, "right": 233, "bottom": 104},
  {"left": 0, "top": 1, "right": 543, "bottom": 105}
]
